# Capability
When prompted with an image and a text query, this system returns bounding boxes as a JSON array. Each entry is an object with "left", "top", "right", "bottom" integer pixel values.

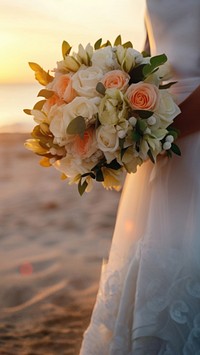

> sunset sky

[{"left": 0, "top": 0, "right": 146, "bottom": 84}]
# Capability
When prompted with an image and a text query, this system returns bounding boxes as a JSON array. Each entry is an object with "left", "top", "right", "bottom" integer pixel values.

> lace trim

[{"left": 80, "top": 240, "right": 200, "bottom": 355}]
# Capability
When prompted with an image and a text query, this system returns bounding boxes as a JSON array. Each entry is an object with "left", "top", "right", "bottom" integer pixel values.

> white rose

[
  {"left": 156, "top": 90, "right": 181, "bottom": 124},
  {"left": 54, "top": 155, "right": 94, "bottom": 179},
  {"left": 91, "top": 46, "right": 119, "bottom": 73},
  {"left": 96, "top": 125, "right": 119, "bottom": 153},
  {"left": 72, "top": 66, "right": 104, "bottom": 98},
  {"left": 63, "top": 96, "right": 98, "bottom": 126},
  {"left": 49, "top": 105, "right": 69, "bottom": 146}
]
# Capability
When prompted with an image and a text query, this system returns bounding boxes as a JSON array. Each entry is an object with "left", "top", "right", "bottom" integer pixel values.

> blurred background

[{"left": 0, "top": 1, "right": 146, "bottom": 354}]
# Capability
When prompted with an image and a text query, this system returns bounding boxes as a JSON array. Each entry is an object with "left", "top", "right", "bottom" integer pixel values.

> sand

[{"left": 0, "top": 133, "right": 121, "bottom": 355}]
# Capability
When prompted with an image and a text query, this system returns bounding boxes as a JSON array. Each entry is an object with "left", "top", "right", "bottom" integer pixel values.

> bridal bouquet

[{"left": 24, "top": 35, "right": 181, "bottom": 195}]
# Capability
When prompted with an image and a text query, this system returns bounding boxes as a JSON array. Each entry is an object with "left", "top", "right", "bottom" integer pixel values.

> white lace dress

[{"left": 79, "top": 1, "right": 200, "bottom": 354}]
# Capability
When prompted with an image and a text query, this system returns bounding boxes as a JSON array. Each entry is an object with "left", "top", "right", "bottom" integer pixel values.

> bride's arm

[{"left": 174, "top": 85, "right": 200, "bottom": 138}]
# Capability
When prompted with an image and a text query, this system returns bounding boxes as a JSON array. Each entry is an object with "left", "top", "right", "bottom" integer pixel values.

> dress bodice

[{"left": 145, "top": 0, "right": 200, "bottom": 102}]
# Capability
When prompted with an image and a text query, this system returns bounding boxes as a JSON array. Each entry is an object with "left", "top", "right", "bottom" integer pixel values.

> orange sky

[{"left": 0, "top": 0, "right": 146, "bottom": 84}]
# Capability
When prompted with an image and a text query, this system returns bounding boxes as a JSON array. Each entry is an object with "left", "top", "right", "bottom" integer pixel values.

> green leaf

[
  {"left": 135, "top": 110, "right": 153, "bottom": 119},
  {"left": 28, "top": 62, "right": 53, "bottom": 86},
  {"left": 101, "top": 40, "right": 112, "bottom": 48},
  {"left": 105, "top": 159, "right": 121, "bottom": 170},
  {"left": 94, "top": 38, "right": 102, "bottom": 50},
  {"left": 171, "top": 143, "right": 181, "bottom": 156},
  {"left": 62, "top": 40, "right": 72, "bottom": 58},
  {"left": 137, "top": 119, "right": 147, "bottom": 133},
  {"left": 123, "top": 41, "right": 133, "bottom": 49},
  {"left": 114, "top": 35, "right": 122, "bottom": 46},
  {"left": 132, "top": 130, "right": 141, "bottom": 142},
  {"left": 141, "top": 50, "right": 150, "bottom": 57},
  {"left": 159, "top": 81, "right": 177, "bottom": 90},
  {"left": 23, "top": 109, "right": 32, "bottom": 115},
  {"left": 33, "top": 100, "right": 46, "bottom": 111},
  {"left": 37, "top": 89, "right": 54, "bottom": 99},
  {"left": 129, "top": 64, "right": 146, "bottom": 83},
  {"left": 143, "top": 54, "right": 167, "bottom": 77},
  {"left": 119, "top": 138, "right": 125, "bottom": 149},
  {"left": 66, "top": 116, "right": 86, "bottom": 138},
  {"left": 78, "top": 179, "right": 88, "bottom": 196},
  {"left": 96, "top": 169, "right": 104, "bottom": 182},
  {"left": 96, "top": 82, "right": 106, "bottom": 95},
  {"left": 148, "top": 149, "right": 155, "bottom": 163}
]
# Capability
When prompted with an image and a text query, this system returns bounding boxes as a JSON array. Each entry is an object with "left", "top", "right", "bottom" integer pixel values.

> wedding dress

[{"left": 79, "top": 1, "right": 200, "bottom": 354}]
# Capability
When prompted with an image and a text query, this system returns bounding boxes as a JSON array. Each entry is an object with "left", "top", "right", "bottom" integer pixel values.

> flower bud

[{"left": 163, "top": 141, "right": 171, "bottom": 150}]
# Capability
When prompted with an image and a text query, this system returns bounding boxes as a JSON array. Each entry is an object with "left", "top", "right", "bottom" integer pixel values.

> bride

[{"left": 79, "top": 0, "right": 200, "bottom": 354}]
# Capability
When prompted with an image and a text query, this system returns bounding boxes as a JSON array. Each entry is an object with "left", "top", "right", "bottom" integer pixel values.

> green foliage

[
  {"left": 94, "top": 38, "right": 102, "bottom": 50},
  {"left": 147, "top": 149, "right": 155, "bottom": 163},
  {"left": 114, "top": 35, "right": 122, "bottom": 46},
  {"left": 159, "top": 81, "right": 177, "bottom": 89},
  {"left": 143, "top": 54, "right": 167, "bottom": 77},
  {"left": 33, "top": 100, "right": 46, "bottom": 111},
  {"left": 28, "top": 62, "right": 53, "bottom": 86},
  {"left": 171, "top": 143, "right": 181, "bottom": 156},
  {"left": 62, "top": 40, "right": 72, "bottom": 58},
  {"left": 78, "top": 179, "right": 88, "bottom": 196},
  {"left": 96, "top": 82, "right": 106, "bottom": 95},
  {"left": 37, "top": 89, "right": 54, "bottom": 99},
  {"left": 129, "top": 64, "right": 146, "bottom": 83},
  {"left": 136, "top": 110, "right": 153, "bottom": 119},
  {"left": 23, "top": 109, "right": 32, "bottom": 115},
  {"left": 66, "top": 116, "right": 86, "bottom": 138}
]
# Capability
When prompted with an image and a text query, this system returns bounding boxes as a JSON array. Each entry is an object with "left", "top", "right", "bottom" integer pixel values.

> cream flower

[
  {"left": 91, "top": 46, "right": 119, "bottom": 73},
  {"left": 72, "top": 66, "right": 103, "bottom": 98},
  {"left": 96, "top": 125, "right": 119, "bottom": 153},
  {"left": 156, "top": 90, "right": 181, "bottom": 124},
  {"left": 99, "top": 88, "right": 128, "bottom": 126}
]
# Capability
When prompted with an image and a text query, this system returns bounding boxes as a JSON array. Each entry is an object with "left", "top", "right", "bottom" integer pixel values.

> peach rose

[
  {"left": 43, "top": 94, "right": 64, "bottom": 113},
  {"left": 71, "top": 127, "right": 97, "bottom": 159},
  {"left": 101, "top": 70, "right": 130, "bottom": 91},
  {"left": 51, "top": 74, "right": 77, "bottom": 103},
  {"left": 126, "top": 82, "right": 160, "bottom": 111}
]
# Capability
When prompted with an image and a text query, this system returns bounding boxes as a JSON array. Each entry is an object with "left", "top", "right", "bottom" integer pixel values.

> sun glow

[{"left": 0, "top": 0, "right": 146, "bottom": 84}]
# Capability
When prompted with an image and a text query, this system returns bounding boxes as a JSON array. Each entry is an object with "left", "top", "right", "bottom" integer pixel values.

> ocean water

[{"left": 0, "top": 83, "right": 41, "bottom": 133}]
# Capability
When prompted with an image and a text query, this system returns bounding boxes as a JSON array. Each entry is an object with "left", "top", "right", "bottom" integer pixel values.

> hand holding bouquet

[{"left": 24, "top": 35, "right": 181, "bottom": 195}]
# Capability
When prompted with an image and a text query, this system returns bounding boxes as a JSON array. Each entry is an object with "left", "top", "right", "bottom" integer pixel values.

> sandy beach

[{"left": 0, "top": 133, "right": 121, "bottom": 355}]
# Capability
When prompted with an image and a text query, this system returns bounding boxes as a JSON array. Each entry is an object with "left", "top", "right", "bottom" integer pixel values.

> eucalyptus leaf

[
  {"left": 143, "top": 53, "right": 167, "bottom": 77},
  {"left": 114, "top": 35, "right": 122, "bottom": 46},
  {"left": 94, "top": 38, "right": 102, "bottom": 50},
  {"left": 96, "top": 82, "right": 106, "bottom": 95},
  {"left": 66, "top": 116, "right": 86, "bottom": 138}
]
